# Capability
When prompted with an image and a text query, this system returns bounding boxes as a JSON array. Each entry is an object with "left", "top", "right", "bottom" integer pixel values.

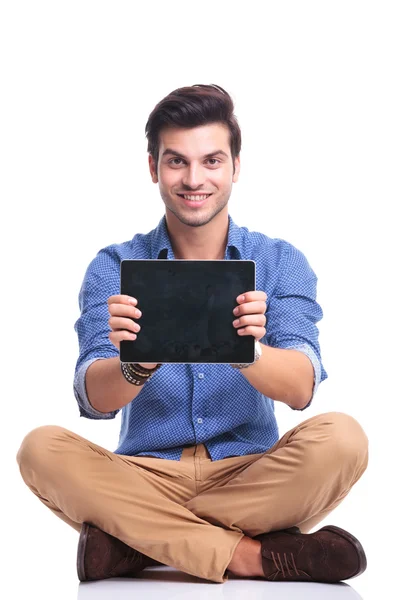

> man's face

[{"left": 149, "top": 123, "right": 240, "bottom": 228}]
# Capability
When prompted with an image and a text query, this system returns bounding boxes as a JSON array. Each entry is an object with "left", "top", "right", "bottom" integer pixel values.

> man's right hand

[{"left": 107, "top": 294, "right": 158, "bottom": 369}]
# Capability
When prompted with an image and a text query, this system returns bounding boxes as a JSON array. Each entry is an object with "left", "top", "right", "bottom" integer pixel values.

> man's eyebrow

[{"left": 161, "top": 148, "right": 229, "bottom": 159}]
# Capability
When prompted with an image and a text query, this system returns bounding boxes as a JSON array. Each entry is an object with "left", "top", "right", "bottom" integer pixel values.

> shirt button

[
  {"left": 198, "top": 373, "right": 204, "bottom": 379},
  {"left": 197, "top": 418, "right": 203, "bottom": 424}
]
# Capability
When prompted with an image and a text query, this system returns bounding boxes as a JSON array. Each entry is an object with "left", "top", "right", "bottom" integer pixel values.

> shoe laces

[
  {"left": 118, "top": 548, "right": 143, "bottom": 571},
  {"left": 271, "top": 551, "right": 300, "bottom": 578}
]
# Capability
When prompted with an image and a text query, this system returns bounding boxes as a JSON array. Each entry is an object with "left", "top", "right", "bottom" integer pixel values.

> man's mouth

[{"left": 177, "top": 193, "right": 213, "bottom": 202}]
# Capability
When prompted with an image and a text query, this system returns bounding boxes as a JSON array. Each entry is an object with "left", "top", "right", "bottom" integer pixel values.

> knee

[
  {"left": 318, "top": 412, "right": 369, "bottom": 473},
  {"left": 16, "top": 425, "right": 69, "bottom": 480}
]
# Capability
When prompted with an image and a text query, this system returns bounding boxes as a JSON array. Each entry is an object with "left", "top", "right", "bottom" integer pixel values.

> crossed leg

[
  {"left": 16, "top": 412, "right": 368, "bottom": 583},
  {"left": 185, "top": 412, "right": 368, "bottom": 537},
  {"left": 16, "top": 426, "right": 243, "bottom": 583},
  {"left": 185, "top": 412, "right": 368, "bottom": 577}
]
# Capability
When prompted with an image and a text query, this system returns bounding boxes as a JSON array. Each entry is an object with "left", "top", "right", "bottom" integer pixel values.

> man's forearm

[
  {"left": 85, "top": 357, "right": 144, "bottom": 414},
  {"left": 84, "top": 344, "right": 314, "bottom": 414},
  {"left": 240, "top": 343, "right": 314, "bottom": 409}
]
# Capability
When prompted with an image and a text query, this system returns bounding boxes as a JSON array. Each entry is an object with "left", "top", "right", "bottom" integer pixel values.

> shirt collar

[{"left": 150, "top": 213, "right": 244, "bottom": 260}]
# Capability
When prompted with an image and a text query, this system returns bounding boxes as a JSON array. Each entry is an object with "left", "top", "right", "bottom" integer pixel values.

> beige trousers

[{"left": 16, "top": 411, "right": 368, "bottom": 583}]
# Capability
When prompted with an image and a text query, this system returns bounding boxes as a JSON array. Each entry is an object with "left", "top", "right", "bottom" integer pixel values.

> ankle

[{"left": 227, "top": 537, "right": 264, "bottom": 578}]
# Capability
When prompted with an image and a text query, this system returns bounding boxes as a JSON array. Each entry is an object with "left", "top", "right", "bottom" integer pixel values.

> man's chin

[
  {"left": 176, "top": 213, "right": 211, "bottom": 228},
  {"left": 164, "top": 199, "right": 228, "bottom": 228},
  {"left": 164, "top": 204, "right": 204, "bottom": 224}
]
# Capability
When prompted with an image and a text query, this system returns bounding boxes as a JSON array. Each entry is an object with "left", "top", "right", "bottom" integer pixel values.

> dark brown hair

[{"left": 145, "top": 84, "right": 241, "bottom": 172}]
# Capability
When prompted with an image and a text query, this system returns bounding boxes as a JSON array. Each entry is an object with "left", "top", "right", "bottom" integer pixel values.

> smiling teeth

[{"left": 183, "top": 194, "right": 210, "bottom": 201}]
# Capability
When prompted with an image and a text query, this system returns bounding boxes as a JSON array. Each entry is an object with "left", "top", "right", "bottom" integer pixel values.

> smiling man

[
  {"left": 155, "top": 126, "right": 239, "bottom": 244},
  {"left": 17, "top": 84, "right": 368, "bottom": 585}
]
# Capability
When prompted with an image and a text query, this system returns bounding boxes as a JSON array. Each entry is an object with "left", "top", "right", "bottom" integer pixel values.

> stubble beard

[{"left": 162, "top": 191, "right": 230, "bottom": 228}]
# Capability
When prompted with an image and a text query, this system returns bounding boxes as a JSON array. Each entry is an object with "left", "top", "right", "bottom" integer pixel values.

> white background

[{"left": 1, "top": 2, "right": 399, "bottom": 599}]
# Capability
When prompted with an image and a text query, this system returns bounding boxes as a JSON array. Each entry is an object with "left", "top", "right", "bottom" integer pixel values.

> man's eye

[{"left": 168, "top": 158, "right": 220, "bottom": 166}]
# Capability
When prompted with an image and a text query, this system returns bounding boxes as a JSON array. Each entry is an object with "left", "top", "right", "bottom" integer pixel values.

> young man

[{"left": 17, "top": 84, "right": 368, "bottom": 585}]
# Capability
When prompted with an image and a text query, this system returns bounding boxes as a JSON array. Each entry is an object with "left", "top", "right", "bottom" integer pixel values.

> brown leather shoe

[
  {"left": 254, "top": 525, "right": 367, "bottom": 583},
  {"left": 77, "top": 523, "right": 163, "bottom": 582}
]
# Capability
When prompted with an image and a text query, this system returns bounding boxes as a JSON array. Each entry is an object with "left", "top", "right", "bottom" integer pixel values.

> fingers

[
  {"left": 109, "top": 329, "right": 139, "bottom": 351},
  {"left": 108, "top": 295, "right": 141, "bottom": 317},
  {"left": 108, "top": 294, "right": 138, "bottom": 307},
  {"left": 236, "top": 325, "right": 266, "bottom": 341},
  {"left": 233, "top": 300, "right": 267, "bottom": 318},
  {"left": 233, "top": 292, "right": 268, "bottom": 341},
  {"left": 233, "top": 313, "right": 266, "bottom": 328},
  {"left": 109, "top": 302, "right": 142, "bottom": 319},
  {"left": 236, "top": 291, "right": 267, "bottom": 303},
  {"left": 108, "top": 295, "right": 141, "bottom": 351},
  {"left": 108, "top": 316, "right": 141, "bottom": 334}
]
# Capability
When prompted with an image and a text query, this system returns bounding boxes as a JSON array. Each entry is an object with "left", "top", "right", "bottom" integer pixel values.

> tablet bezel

[{"left": 119, "top": 259, "right": 256, "bottom": 365}]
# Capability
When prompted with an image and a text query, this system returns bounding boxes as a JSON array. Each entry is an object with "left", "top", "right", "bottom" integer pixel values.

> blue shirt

[{"left": 73, "top": 214, "right": 327, "bottom": 461}]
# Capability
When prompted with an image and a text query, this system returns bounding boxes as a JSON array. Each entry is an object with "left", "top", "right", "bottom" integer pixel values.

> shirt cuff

[
  {"left": 73, "top": 357, "right": 120, "bottom": 420},
  {"left": 283, "top": 343, "right": 322, "bottom": 411}
]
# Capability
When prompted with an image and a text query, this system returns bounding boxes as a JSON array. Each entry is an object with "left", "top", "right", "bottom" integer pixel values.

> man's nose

[{"left": 182, "top": 164, "right": 205, "bottom": 189}]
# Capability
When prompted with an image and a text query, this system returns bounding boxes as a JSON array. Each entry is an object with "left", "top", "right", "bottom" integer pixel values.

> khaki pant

[{"left": 16, "top": 411, "right": 368, "bottom": 583}]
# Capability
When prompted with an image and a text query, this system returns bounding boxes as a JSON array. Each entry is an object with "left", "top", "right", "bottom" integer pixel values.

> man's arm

[
  {"left": 85, "top": 357, "right": 145, "bottom": 414},
  {"left": 239, "top": 343, "right": 314, "bottom": 409},
  {"left": 232, "top": 241, "right": 327, "bottom": 410},
  {"left": 74, "top": 248, "right": 145, "bottom": 420}
]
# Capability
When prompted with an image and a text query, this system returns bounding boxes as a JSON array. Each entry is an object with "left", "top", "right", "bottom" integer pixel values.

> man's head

[{"left": 145, "top": 84, "right": 241, "bottom": 228}]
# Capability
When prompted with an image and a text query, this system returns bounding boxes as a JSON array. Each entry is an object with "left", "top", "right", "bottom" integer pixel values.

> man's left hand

[{"left": 232, "top": 291, "right": 268, "bottom": 342}]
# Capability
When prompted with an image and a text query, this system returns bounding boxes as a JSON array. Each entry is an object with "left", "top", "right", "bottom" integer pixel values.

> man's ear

[
  {"left": 233, "top": 155, "right": 241, "bottom": 183},
  {"left": 149, "top": 154, "right": 158, "bottom": 183}
]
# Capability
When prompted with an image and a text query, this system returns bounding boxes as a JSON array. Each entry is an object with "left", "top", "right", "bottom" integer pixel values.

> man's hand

[
  {"left": 107, "top": 294, "right": 158, "bottom": 369},
  {"left": 232, "top": 291, "right": 268, "bottom": 341}
]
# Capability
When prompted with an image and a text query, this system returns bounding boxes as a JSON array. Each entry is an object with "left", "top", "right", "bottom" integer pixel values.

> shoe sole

[
  {"left": 320, "top": 525, "right": 367, "bottom": 579},
  {"left": 77, "top": 523, "right": 90, "bottom": 582}
]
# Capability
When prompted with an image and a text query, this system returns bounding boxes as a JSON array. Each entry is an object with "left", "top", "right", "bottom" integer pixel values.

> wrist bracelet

[
  {"left": 125, "top": 364, "right": 152, "bottom": 378},
  {"left": 131, "top": 363, "right": 162, "bottom": 375},
  {"left": 120, "top": 362, "right": 162, "bottom": 386},
  {"left": 121, "top": 363, "right": 148, "bottom": 386},
  {"left": 126, "top": 364, "right": 162, "bottom": 379}
]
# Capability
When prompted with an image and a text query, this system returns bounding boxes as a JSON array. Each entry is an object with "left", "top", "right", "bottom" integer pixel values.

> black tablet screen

[{"left": 120, "top": 259, "right": 255, "bottom": 364}]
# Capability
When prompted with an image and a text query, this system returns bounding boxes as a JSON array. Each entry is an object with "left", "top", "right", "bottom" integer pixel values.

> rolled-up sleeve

[
  {"left": 73, "top": 247, "right": 122, "bottom": 420},
  {"left": 265, "top": 242, "right": 328, "bottom": 410}
]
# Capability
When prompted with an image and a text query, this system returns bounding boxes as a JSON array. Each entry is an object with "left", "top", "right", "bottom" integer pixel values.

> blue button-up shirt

[{"left": 73, "top": 214, "right": 328, "bottom": 460}]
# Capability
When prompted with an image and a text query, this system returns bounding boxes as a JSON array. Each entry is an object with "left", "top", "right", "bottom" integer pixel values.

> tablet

[{"left": 120, "top": 259, "right": 256, "bottom": 364}]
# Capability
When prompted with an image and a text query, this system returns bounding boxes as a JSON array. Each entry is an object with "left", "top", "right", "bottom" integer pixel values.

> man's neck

[{"left": 166, "top": 211, "right": 229, "bottom": 260}]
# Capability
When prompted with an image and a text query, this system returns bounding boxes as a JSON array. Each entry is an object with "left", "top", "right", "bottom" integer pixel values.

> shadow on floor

[{"left": 77, "top": 566, "right": 363, "bottom": 600}]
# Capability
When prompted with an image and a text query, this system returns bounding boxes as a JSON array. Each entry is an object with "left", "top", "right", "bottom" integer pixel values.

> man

[{"left": 17, "top": 84, "right": 368, "bottom": 585}]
